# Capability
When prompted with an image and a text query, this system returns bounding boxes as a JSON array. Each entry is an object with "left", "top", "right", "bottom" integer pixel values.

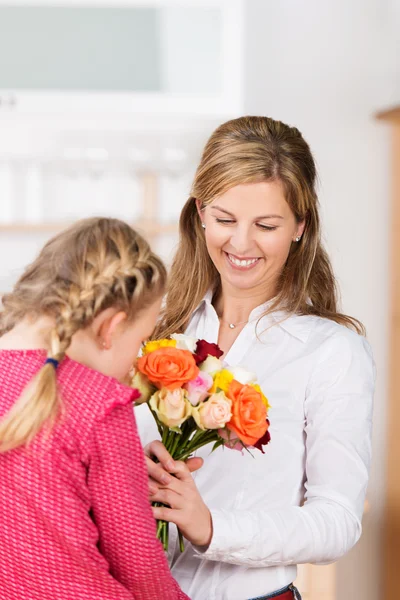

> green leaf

[
  {"left": 243, "top": 445, "right": 255, "bottom": 458},
  {"left": 170, "top": 426, "right": 183, "bottom": 434},
  {"left": 211, "top": 440, "right": 224, "bottom": 452}
]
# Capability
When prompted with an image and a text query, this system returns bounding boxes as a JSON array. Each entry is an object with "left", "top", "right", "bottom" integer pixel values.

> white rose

[
  {"left": 170, "top": 333, "right": 198, "bottom": 353},
  {"left": 199, "top": 355, "right": 223, "bottom": 376},
  {"left": 149, "top": 388, "right": 192, "bottom": 428},
  {"left": 229, "top": 366, "right": 257, "bottom": 385}
]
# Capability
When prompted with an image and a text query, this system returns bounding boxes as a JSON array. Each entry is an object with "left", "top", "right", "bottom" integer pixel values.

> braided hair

[{"left": 0, "top": 217, "right": 166, "bottom": 452}]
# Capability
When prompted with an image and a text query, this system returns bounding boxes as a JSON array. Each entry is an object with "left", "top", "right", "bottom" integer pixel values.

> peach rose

[
  {"left": 149, "top": 388, "right": 192, "bottom": 428},
  {"left": 137, "top": 347, "right": 199, "bottom": 391},
  {"left": 226, "top": 379, "right": 268, "bottom": 446},
  {"left": 192, "top": 392, "right": 232, "bottom": 430}
]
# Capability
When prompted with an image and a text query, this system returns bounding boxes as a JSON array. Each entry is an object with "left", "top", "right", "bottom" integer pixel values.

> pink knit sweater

[{"left": 0, "top": 350, "right": 188, "bottom": 600}]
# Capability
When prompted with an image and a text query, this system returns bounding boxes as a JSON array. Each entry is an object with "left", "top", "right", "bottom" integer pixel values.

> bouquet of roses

[{"left": 131, "top": 333, "right": 271, "bottom": 551}]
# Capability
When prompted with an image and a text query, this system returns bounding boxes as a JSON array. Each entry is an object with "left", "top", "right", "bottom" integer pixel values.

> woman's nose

[{"left": 229, "top": 225, "right": 254, "bottom": 255}]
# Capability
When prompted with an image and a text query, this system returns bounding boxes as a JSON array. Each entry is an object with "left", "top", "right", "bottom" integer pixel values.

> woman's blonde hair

[
  {"left": 0, "top": 217, "right": 166, "bottom": 452},
  {"left": 155, "top": 115, "right": 364, "bottom": 338}
]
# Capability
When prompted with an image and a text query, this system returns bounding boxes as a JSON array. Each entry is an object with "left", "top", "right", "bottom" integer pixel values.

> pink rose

[
  {"left": 218, "top": 427, "right": 244, "bottom": 452},
  {"left": 192, "top": 392, "right": 232, "bottom": 430},
  {"left": 184, "top": 371, "right": 213, "bottom": 406}
]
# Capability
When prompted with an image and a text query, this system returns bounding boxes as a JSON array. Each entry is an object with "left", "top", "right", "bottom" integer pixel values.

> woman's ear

[
  {"left": 195, "top": 198, "right": 203, "bottom": 221},
  {"left": 295, "top": 211, "right": 308, "bottom": 239},
  {"left": 298, "top": 218, "right": 306, "bottom": 238}
]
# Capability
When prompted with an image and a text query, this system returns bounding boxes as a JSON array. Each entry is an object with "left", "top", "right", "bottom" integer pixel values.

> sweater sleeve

[
  {"left": 87, "top": 390, "right": 188, "bottom": 600},
  {"left": 195, "top": 332, "right": 375, "bottom": 567}
]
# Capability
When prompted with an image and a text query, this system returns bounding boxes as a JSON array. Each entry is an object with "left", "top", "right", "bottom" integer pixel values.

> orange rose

[
  {"left": 137, "top": 347, "right": 199, "bottom": 391},
  {"left": 226, "top": 379, "right": 268, "bottom": 446}
]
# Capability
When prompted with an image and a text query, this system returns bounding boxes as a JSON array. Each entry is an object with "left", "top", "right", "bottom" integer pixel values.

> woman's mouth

[{"left": 225, "top": 252, "right": 261, "bottom": 270}]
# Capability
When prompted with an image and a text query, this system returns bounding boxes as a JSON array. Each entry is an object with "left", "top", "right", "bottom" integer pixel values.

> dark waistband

[{"left": 249, "top": 583, "right": 301, "bottom": 600}]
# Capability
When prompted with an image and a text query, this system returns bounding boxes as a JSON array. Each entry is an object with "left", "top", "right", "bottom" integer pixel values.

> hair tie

[{"left": 45, "top": 358, "right": 59, "bottom": 369}]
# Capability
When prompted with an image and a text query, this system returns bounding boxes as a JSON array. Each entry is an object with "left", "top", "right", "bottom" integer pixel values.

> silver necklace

[{"left": 219, "top": 318, "right": 248, "bottom": 329}]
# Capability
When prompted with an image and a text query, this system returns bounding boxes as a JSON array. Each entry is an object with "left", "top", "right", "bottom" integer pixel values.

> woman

[{"left": 136, "top": 116, "right": 375, "bottom": 600}]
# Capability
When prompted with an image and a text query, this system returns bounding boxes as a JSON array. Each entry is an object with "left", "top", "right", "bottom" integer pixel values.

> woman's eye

[
  {"left": 214, "top": 218, "right": 277, "bottom": 231},
  {"left": 257, "top": 224, "right": 277, "bottom": 231}
]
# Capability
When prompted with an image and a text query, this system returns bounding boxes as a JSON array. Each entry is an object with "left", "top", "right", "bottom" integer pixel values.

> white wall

[
  {"left": 0, "top": 3, "right": 397, "bottom": 597},
  {"left": 244, "top": 1, "right": 398, "bottom": 598}
]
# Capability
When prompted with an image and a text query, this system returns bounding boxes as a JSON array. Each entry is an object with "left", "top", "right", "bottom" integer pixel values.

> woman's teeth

[{"left": 228, "top": 254, "right": 259, "bottom": 267}]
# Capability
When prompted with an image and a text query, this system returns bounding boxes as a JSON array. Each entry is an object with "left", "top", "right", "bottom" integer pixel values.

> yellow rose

[
  {"left": 142, "top": 338, "right": 176, "bottom": 355},
  {"left": 149, "top": 388, "right": 192, "bottom": 429},
  {"left": 210, "top": 369, "right": 234, "bottom": 394},
  {"left": 251, "top": 384, "right": 270, "bottom": 410}
]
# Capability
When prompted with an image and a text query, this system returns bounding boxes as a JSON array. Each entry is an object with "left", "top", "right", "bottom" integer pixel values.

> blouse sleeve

[
  {"left": 196, "top": 331, "right": 375, "bottom": 567},
  {"left": 86, "top": 389, "right": 188, "bottom": 600}
]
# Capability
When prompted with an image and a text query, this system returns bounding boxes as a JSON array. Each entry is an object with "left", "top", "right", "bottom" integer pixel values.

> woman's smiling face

[{"left": 199, "top": 180, "right": 305, "bottom": 295}]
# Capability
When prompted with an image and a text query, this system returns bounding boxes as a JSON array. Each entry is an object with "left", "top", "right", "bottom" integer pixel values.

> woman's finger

[{"left": 185, "top": 456, "right": 204, "bottom": 473}]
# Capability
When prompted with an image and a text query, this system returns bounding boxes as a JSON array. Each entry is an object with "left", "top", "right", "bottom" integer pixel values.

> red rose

[
  {"left": 194, "top": 339, "right": 224, "bottom": 364},
  {"left": 253, "top": 420, "right": 271, "bottom": 454}
]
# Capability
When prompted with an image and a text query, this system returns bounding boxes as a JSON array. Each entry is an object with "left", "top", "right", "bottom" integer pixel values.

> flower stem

[
  {"left": 176, "top": 430, "right": 219, "bottom": 458},
  {"left": 178, "top": 528, "right": 185, "bottom": 552},
  {"left": 162, "top": 520, "right": 168, "bottom": 551}
]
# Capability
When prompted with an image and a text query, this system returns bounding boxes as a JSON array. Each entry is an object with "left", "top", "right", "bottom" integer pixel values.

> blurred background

[{"left": 0, "top": 1, "right": 399, "bottom": 598}]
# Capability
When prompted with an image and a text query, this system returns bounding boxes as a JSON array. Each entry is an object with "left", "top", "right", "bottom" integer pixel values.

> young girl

[
  {"left": 0, "top": 217, "right": 188, "bottom": 600},
  {"left": 137, "top": 116, "right": 375, "bottom": 600}
]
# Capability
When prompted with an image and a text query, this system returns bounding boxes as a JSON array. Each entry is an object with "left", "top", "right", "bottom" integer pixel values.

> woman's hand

[{"left": 144, "top": 440, "right": 213, "bottom": 548}]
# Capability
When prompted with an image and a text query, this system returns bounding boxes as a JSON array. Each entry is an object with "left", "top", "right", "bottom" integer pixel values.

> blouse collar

[{"left": 193, "top": 289, "right": 313, "bottom": 343}]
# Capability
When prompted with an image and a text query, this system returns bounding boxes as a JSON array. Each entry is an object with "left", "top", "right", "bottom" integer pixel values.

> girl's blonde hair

[
  {"left": 155, "top": 115, "right": 364, "bottom": 338},
  {"left": 0, "top": 217, "right": 166, "bottom": 452}
]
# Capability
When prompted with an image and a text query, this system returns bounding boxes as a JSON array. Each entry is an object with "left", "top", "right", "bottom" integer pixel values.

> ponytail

[{"left": 0, "top": 361, "right": 60, "bottom": 452}]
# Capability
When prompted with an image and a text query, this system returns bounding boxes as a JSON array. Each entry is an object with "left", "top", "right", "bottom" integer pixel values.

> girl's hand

[{"left": 144, "top": 441, "right": 212, "bottom": 548}]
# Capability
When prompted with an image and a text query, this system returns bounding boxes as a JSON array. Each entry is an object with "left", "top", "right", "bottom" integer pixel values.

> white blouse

[{"left": 135, "top": 291, "right": 375, "bottom": 600}]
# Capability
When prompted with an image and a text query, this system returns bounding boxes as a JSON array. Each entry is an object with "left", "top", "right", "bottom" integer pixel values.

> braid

[{"left": 0, "top": 217, "right": 166, "bottom": 452}]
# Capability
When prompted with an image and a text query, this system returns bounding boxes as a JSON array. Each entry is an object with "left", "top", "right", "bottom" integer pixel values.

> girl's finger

[
  {"left": 149, "top": 471, "right": 186, "bottom": 496},
  {"left": 150, "top": 488, "right": 183, "bottom": 509},
  {"left": 144, "top": 440, "right": 175, "bottom": 470},
  {"left": 145, "top": 455, "right": 172, "bottom": 485},
  {"left": 164, "top": 459, "right": 194, "bottom": 482},
  {"left": 148, "top": 481, "right": 158, "bottom": 495},
  {"left": 152, "top": 505, "right": 181, "bottom": 524}
]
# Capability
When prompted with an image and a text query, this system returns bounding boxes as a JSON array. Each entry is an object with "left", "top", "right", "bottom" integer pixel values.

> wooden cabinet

[{"left": 376, "top": 106, "right": 400, "bottom": 600}]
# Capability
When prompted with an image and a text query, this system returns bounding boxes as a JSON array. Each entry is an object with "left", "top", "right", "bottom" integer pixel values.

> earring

[
  {"left": 295, "top": 235, "right": 301, "bottom": 242},
  {"left": 101, "top": 340, "right": 107, "bottom": 350},
  {"left": 201, "top": 223, "right": 206, "bottom": 230}
]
